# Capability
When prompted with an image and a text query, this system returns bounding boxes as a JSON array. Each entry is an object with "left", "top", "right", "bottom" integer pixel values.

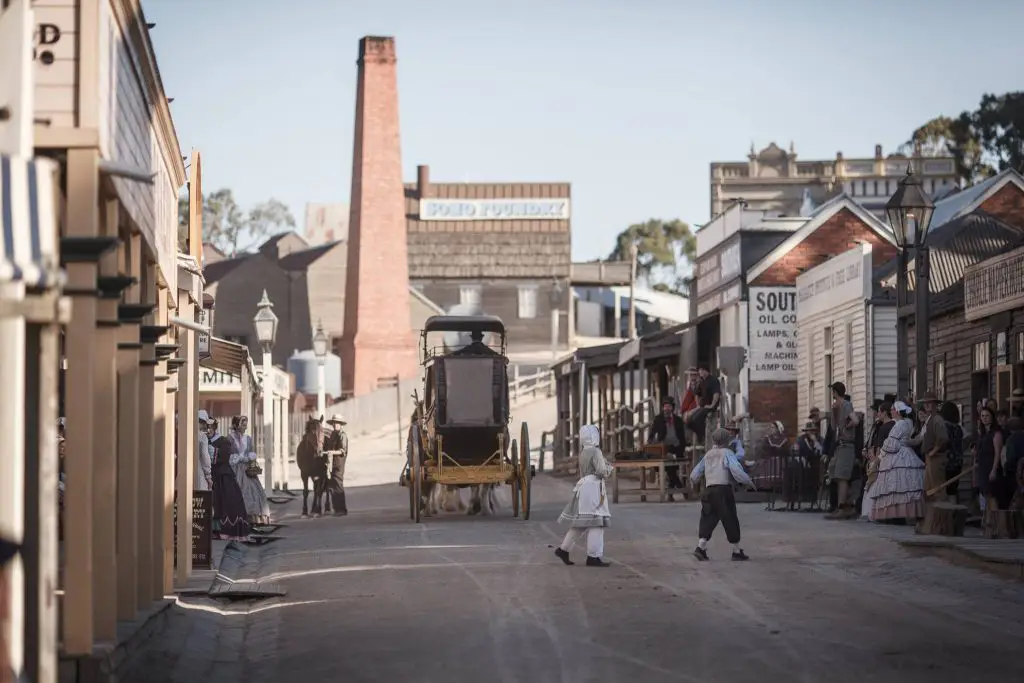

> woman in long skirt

[
  {"left": 869, "top": 401, "right": 925, "bottom": 522},
  {"left": 554, "top": 424, "right": 613, "bottom": 567},
  {"left": 230, "top": 416, "right": 271, "bottom": 525},
  {"left": 210, "top": 421, "right": 252, "bottom": 541}
]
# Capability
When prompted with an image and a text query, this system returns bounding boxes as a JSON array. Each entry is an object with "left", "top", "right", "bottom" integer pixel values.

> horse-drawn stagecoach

[{"left": 400, "top": 315, "right": 533, "bottom": 522}]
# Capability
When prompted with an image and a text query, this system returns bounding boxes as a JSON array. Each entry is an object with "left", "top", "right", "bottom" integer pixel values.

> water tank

[{"left": 287, "top": 350, "right": 342, "bottom": 399}]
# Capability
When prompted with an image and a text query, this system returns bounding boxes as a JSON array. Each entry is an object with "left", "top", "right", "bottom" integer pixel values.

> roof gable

[
  {"left": 929, "top": 168, "right": 1024, "bottom": 230},
  {"left": 746, "top": 195, "right": 895, "bottom": 282}
]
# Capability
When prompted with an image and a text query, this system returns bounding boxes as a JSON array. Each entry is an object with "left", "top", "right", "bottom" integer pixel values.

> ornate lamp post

[
  {"left": 253, "top": 290, "right": 279, "bottom": 492},
  {"left": 312, "top": 318, "right": 329, "bottom": 418},
  {"left": 885, "top": 167, "right": 936, "bottom": 402}
]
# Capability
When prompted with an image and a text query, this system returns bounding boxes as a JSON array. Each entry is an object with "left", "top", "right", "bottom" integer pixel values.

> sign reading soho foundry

[
  {"left": 419, "top": 198, "right": 571, "bottom": 221},
  {"left": 748, "top": 286, "right": 798, "bottom": 382}
]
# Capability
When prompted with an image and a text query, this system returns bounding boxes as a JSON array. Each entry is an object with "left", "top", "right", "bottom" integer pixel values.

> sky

[{"left": 142, "top": 0, "right": 1024, "bottom": 262}]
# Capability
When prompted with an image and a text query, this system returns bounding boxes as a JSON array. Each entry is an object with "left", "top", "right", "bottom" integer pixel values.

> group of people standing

[{"left": 195, "top": 410, "right": 271, "bottom": 542}]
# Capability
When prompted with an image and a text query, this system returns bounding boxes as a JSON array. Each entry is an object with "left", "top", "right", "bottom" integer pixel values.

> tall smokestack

[{"left": 339, "top": 36, "right": 418, "bottom": 397}]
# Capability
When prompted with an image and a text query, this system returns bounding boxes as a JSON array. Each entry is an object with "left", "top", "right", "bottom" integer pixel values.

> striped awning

[{"left": 0, "top": 154, "right": 62, "bottom": 289}]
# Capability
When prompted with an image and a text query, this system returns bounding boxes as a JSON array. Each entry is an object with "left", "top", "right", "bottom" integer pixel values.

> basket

[{"left": 245, "top": 461, "right": 262, "bottom": 479}]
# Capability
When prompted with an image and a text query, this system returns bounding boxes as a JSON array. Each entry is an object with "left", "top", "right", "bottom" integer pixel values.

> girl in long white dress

[
  {"left": 555, "top": 424, "right": 613, "bottom": 567},
  {"left": 869, "top": 402, "right": 925, "bottom": 522},
  {"left": 230, "top": 416, "right": 271, "bottom": 525}
]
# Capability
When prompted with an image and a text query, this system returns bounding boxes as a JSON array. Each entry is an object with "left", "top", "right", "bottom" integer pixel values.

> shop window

[
  {"left": 517, "top": 285, "right": 538, "bottom": 319},
  {"left": 934, "top": 358, "right": 945, "bottom": 399},
  {"left": 996, "top": 332, "right": 1008, "bottom": 365},
  {"left": 1017, "top": 332, "right": 1024, "bottom": 363},
  {"left": 973, "top": 341, "right": 990, "bottom": 372},
  {"left": 459, "top": 284, "right": 482, "bottom": 312}
]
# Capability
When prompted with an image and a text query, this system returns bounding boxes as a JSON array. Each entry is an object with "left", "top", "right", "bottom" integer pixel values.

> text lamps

[
  {"left": 885, "top": 166, "right": 935, "bottom": 249},
  {"left": 253, "top": 289, "right": 278, "bottom": 350},
  {"left": 312, "top": 319, "right": 329, "bottom": 361}
]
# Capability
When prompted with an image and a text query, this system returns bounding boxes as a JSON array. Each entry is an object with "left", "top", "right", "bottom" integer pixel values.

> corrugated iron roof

[{"left": 929, "top": 172, "right": 1003, "bottom": 230}]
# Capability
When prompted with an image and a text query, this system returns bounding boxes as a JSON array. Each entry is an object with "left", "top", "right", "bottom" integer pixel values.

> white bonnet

[
  {"left": 893, "top": 401, "right": 912, "bottom": 415},
  {"left": 580, "top": 424, "right": 600, "bottom": 448}
]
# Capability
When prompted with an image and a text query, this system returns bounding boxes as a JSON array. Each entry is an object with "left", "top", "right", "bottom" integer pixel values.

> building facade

[
  {"left": 709, "top": 142, "right": 958, "bottom": 221},
  {"left": 896, "top": 170, "right": 1024, "bottom": 425},
  {"left": 795, "top": 244, "right": 897, "bottom": 423},
  {"left": 406, "top": 165, "right": 572, "bottom": 352},
  {"left": 303, "top": 202, "right": 349, "bottom": 246}
]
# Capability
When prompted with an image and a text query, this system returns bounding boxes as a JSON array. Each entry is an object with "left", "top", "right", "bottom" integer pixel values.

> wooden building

[
  {"left": 795, "top": 243, "right": 898, "bottom": 422},
  {"left": 893, "top": 169, "right": 1024, "bottom": 421},
  {"left": 406, "top": 165, "right": 572, "bottom": 352}
]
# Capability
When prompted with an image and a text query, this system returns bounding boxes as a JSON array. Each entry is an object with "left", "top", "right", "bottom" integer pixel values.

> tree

[
  {"left": 608, "top": 218, "right": 695, "bottom": 295},
  {"left": 902, "top": 91, "right": 1024, "bottom": 186},
  {"left": 176, "top": 188, "right": 296, "bottom": 256}
]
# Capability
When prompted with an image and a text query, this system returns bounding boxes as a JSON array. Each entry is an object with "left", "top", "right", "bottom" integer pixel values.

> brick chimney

[
  {"left": 339, "top": 36, "right": 418, "bottom": 397},
  {"left": 417, "top": 164, "right": 430, "bottom": 198}
]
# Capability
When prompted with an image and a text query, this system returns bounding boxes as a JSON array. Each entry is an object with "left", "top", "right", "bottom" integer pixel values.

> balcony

[{"left": 964, "top": 246, "right": 1024, "bottom": 322}]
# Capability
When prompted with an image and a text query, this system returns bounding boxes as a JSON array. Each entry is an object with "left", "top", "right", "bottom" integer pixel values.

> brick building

[
  {"left": 406, "top": 164, "right": 572, "bottom": 352},
  {"left": 691, "top": 195, "right": 898, "bottom": 435}
]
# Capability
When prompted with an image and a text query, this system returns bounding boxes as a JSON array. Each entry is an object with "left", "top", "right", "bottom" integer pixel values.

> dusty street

[{"left": 131, "top": 475, "right": 1024, "bottom": 683}]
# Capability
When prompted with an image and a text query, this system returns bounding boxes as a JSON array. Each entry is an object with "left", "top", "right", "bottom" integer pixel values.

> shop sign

[
  {"left": 795, "top": 244, "right": 871, "bottom": 319},
  {"left": 964, "top": 245, "right": 1024, "bottom": 322},
  {"left": 172, "top": 491, "right": 212, "bottom": 570},
  {"left": 695, "top": 241, "right": 741, "bottom": 297},
  {"left": 200, "top": 368, "right": 241, "bottom": 392},
  {"left": 419, "top": 198, "right": 570, "bottom": 221},
  {"left": 197, "top": 307, "right": 212, "bottom": 360},
  {"left": 31, "top": 2, "right": 78, "bottom": 122},
  {"left": 748, "top": 286, "right": 798, "bottom": 382},
  {"left": 696, "top": 281, "right": 741, "bottom": 318}
]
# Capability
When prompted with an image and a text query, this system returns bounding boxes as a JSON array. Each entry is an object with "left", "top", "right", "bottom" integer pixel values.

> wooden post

[
  {"left": 174, "top": 292, "right": 196, "bottom": 586},
  {"left": 162, "top": 380, "right": 175, "bottom": 594},
  {"left": 136, "top": 262, "right": 156, "bottom": 607},
  {"left": 116, "top": 233, "right": 140, "bottom": 620},
  {"left": 92, "top": 199, "right": 119, "bottom": 643}
]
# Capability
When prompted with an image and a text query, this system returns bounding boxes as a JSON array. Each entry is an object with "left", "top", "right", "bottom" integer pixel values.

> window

[
  {"left": 1018, "top": 332, "right": 1024, "bottom": 363},
  {"left": 909, "top": 367, "right": 917, "bottom": 402},
  {"left": 517, "top": 285, "right": 538, "bottom": 319},
  {"left": 973, "top": 341, "right": 990, "bottom": 372},
  {"left": 459, "top": 284, "right": 482, "bottom": 313},
  {"left": 934, "top": 358, "right": 945, "bottom": 399},
  {"left": 844, "top": 321, "right": 854, "bottom": 373}
]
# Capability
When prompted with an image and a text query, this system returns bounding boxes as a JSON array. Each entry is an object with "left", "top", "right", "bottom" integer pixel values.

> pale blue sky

[{"left": 142, "top": 0, "right": 1023, "bottom": 261}]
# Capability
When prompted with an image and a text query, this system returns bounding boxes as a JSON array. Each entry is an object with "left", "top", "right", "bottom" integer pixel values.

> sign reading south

[{"left": 420, "top": 199, "right": 571, "bottom": 221}]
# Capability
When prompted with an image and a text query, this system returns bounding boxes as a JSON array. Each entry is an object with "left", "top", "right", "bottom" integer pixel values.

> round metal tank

[{"left": 287, "top": 350, "right": 342, "bottom": 399}]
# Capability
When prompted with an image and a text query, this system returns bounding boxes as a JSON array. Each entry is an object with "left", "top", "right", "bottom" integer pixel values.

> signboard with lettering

[
  {"left": 695, "top": 241, "right": 741, "bottom": 298},
  {"left": 795, "top": 244, "right": 872, "bottom": 319},
  {"left": 197, "top": 307, "right": 212, "bottom": 360},
  {"left": 748, "top": 286, "right": 798, "bottom": 382},
  {"left": 696, "top": 281, "right": 741, "bottom": 319},
  {"left": 419, "top": 198, "right": 570, "bottom": 221},
  {"left": 173, "top": 491, "right": 212, "bottom": 570},
  {"left": 32, "top": 2, "right": 78, "bottom": 127},
  {"left": 200, "top": 368, "right": 241, "bottom": 392}
]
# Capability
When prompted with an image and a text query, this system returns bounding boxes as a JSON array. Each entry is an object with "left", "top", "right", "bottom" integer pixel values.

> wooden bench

[{"left": 611, "top": 444, "right": 692, "bottom": 503}]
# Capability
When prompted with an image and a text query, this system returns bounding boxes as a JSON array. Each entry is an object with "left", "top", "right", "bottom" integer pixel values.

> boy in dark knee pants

[{"left": 690, "top": 427, "right": 753, "bottom": 561}]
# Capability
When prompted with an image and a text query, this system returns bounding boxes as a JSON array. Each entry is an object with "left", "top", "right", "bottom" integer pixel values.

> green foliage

[
  {"left": 176, "top": 188, "right": 296, "bottom": 256},
  {"left": 903, "top": 91, "right": 1023, "bottom": 186},
  {"left": 608, "top": 218, "right": 695, "bottom": 295}
]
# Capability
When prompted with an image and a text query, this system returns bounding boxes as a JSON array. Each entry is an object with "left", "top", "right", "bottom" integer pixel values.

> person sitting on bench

[{"left": 649, "top": 396, "right": 686, "bottom": 489}]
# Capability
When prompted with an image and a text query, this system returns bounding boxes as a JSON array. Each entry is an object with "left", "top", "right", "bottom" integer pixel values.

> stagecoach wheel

[
  {"left": 409, "top": 424, "right": 422, "bottom": 523},
  {"left": 520, "top": 422, "right": 532, "bottom": 521},
  {"left": 510, "top": 439, "right": 521, "bottom": 518}
]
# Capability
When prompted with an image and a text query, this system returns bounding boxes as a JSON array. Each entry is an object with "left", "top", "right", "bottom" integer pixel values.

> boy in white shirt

[{"left": 690, "top": 427, "right": 753, "bottom": 561}]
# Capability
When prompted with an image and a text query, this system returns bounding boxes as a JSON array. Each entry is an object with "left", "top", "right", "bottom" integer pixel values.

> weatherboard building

[{"left": 405, "top": 165, "right": 573, "bottom": 352}]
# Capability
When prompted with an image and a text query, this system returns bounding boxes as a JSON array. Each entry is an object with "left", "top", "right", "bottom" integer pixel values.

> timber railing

[{"left": 508, "top": 367, "right": 555, "bottom": 402}]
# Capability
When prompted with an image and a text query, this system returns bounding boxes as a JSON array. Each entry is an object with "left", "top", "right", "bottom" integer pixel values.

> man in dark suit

[{"left": 649, "top": 396, "right": 687, "bottom": 489}]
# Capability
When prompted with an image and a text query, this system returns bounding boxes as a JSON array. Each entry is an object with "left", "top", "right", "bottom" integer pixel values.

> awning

[
  {"left": 1, "top": 154, "right": 62, "bottom": 289},
  {"left": 200, "top": 336, "right": 259, "bottom": 391}
]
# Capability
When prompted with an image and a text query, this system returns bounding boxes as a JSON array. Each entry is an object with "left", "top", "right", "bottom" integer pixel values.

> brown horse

[{"left": 296, "top": 415, "right": 331, "bottom": 518}]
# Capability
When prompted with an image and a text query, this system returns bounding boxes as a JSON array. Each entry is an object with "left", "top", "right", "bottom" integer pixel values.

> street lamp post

[
  {"left": 313, "top": 318, "right": 329, "bottom": 418},
  {"left": 885, "top": 167, "right": 936, "bottom": 402},
  {"left": 253, "top": 290, "right": 279, "bottom": 492}
]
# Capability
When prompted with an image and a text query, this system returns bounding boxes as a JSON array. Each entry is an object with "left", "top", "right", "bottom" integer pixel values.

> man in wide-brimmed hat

[
  {"left": 324, "top": 414, "right": 349, "bottom": 516},
  {"left": 723, "top": 419, "right": 746, "bottom": 464},
  {"left": 1010, "top": 388, "right": 1024, "bottom": 419},
  {"left": 910, "top": 391, "right": 949, "bottom": 501}
]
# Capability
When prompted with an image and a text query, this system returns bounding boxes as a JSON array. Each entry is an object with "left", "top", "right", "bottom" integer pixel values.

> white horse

[{"left": 426, "top": 484, "right": 502, "bottom": 516}]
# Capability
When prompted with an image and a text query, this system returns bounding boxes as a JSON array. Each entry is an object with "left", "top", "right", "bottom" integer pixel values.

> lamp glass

[
  {"left": 253, "top": 307, "right": 278, "bottom": 346},
  {"left": 313, "top": 324, "right": 329, "bottom": 359}
]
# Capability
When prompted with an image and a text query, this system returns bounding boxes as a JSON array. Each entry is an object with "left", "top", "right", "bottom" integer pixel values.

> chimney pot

[
  {"left": 875, "top": 144, "right": 883, "bottom": 159},
  {"left": 417, "top": 165, "right": 430, "bottom": 198}
]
